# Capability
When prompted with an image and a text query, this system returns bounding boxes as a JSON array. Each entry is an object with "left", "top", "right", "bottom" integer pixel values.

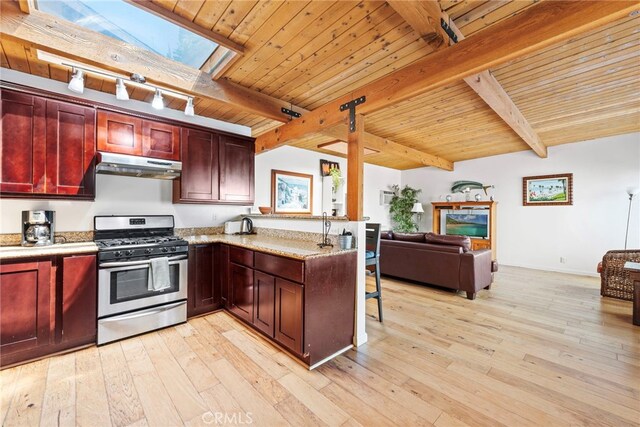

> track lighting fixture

[
  {"left": 115, "top": 78, "right": 129, "bottom": 101},
  {"left": 184, "top": 97, "right": 195, "bottom": 116},
  {"left": 151, "top": 89, "right": 164, "bottom": 110},
  {"left": 67, "top": 68, "right": 85, "bottom": 94}
]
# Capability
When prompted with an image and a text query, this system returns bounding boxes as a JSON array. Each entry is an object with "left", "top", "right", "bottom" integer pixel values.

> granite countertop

[
  {"left": 0, "top": 242, "right": 99, "bottom": 260},
  {"left": 184, "top": 234, "right": 355, "bottom": 260},
  {"left": 243, "top": 214, "right": 352, "bottom": 221}
]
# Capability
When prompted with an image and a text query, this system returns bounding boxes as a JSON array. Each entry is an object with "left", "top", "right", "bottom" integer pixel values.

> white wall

[
  {"left": 402, "top": 133, "right": 640, "bottom": 276},
  {"left": 0, "top": 174, "right": 248, "bottom": 232},
  {"left": 254, "top": 145, "right": 400, "bottom": 226},
  {"left": 364, "top": 163, "right": 401, "bottom": 229}
]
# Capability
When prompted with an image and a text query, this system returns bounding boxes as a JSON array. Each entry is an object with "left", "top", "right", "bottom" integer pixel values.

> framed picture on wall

[
  {"left": 271, "top": 170, "right": 313, "bottom": 214},
  {"left": 320, "top": 159, "right": 340, "bottom": 177},
  {"left": 523, "top": 173, "right": 573, "bottom": 206}
]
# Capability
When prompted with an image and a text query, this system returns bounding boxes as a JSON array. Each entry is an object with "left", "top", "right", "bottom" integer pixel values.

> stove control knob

[
  {"left": 125, "top": 250, "right": 134, "bottom": 256},
  {"left": 170, "top": 247, "right": 177, "bottom": 252},
  {"left": 114, "top": 251, "right": 122, "bottom": 258},
  {"left": 145, "top": 248, "right": 152, "bottom": 254},
  {"left": 161, "top": 247, "right": 168, "bottom": 253}
]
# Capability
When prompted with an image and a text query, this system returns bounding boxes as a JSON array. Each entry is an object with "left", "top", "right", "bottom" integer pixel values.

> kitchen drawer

[
  {"left": 255, "top": 253, "right": 304, "bottom": 284},
  {"left": 229, "top": 246, "right": 253, "bottom": 267}
]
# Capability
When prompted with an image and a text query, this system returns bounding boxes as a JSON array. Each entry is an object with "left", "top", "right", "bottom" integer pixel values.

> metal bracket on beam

[
  {"left": 339, "top": 96, "right": 366, "bottom": 133},
  {"left": 440, "top": 18, "right": 459, "bottom": 44},
  {"left": 281, "top": 107, "right": 301, "bottom": 119}
]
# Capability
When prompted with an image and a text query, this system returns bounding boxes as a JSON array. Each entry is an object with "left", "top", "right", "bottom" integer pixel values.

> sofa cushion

[
  {"left": 424, "top": 232, "right": 471, "bottom": 252},
  {"left": 393, "top": 232, "right": 426, "bottom": 242},
  {"left": 380, "top": 230, "right": 394, "bottom": 240}
]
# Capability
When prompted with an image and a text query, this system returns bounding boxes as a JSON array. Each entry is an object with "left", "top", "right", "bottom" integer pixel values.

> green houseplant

[
  {"left": 389, "top": 184, "right": 421, "bottom": 232},
  {"left": 328, "top": 167, "right": 342, "bottom": 193}
]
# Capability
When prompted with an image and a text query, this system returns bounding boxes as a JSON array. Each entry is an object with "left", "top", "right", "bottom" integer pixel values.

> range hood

[{"left": 96, "top": 152, "right": 181, "bottom": 180}]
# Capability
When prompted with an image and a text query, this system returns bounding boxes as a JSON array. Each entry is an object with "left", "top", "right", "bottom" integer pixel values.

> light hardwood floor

[{"left": 2, "top": 266, "right": 639, "bottom": 427}]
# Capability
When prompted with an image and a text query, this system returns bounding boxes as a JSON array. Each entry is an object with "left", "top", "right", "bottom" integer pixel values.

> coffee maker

[{"left": 21, "top": 211, "right": 55, "bottom": 247}]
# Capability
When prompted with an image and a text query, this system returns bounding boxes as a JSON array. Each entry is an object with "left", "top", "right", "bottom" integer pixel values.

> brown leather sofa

[{"left": 379, "top": 231, "right": 497, "bottom": 300}]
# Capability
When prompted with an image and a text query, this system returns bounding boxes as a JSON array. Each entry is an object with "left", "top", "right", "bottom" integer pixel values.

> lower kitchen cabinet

[
  {"left": 253, "top": 271, "right": 275, "bottom": 337},
  {"left": 275, "top": 278, "right": 303, "bottom": 355},
  {"left": 59, "top": 255, "right": 97, "bottom": 346},
  {"left": 228, "top": 262, "right": 254, "bottom": 323},
  {"left": 0, "top": 259, "right": 53, "bottom": 364},
  {"left": 0, "top": 253, "right": 97, "bottom": 368},
  {"left": 223, "top": 245, "right": 357, "bottom": 367},
  {"left": 187, "top": 244, "right": 221, "bottom": 318}
]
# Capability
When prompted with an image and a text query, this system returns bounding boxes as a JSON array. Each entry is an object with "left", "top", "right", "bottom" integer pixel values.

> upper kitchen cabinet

[
  {"left": 1, "top": 90, "right": 46, "bottom": 194},
  {"left": 45, "top": 100, "right": 96, "bottom": 197},
  {"left": 1, "top": 89, "right": 96, "bottom": 199},
  {"left": 175, "top": 127, "right": 220, "bottom": 202},
  {"left": 97, "top": 110, "right": 180, "bottom": 160},
  {"left": 174, "top": 127, "right": 255, "bottom": 205},
  {"left": 219, "top": 135, "right": 255, "bottom": 203}
]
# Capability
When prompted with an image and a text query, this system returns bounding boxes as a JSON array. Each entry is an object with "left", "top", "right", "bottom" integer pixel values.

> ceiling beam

[
  {"left": 123, "top": 0, "right": 244, "bottom": 55},
  {"left": 254, "top": 1, "right": 637, "bottom": 153},
  {"left": 388, "top": 0, "right": 547, "bottom": 157},
  {"left": 0, "top": 3, "right": 453, "bottom": 171},
  {"left": 386, "top": 1, "right": 448, "bottom": 50},
  {"left": 16, "top": 0, "right": 34, "bottom": 14}
]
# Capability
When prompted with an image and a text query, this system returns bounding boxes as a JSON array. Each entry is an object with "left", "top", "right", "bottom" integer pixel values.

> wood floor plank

[
  {"left": 99, "top": 343, "right": 145, "bottom": 427},
  {"left": 210, "top": 358, "right": 289, "bottom": 427},
  {"left": 120, "top": 338, "right": 182, "bottom": 427},
  {"left": 75, "top": 346, "right": 111, "bottom": 427},
  {"left": 0, "top": 365, "right": 21, "bottom": 425},
  {"left": 277, "top": 372, "right": 350, "bottom": 426},
  {"left": 3, "top": 358, "right": 48, "bottom": 427},
  {"left": 40, "top": 352, "right": 76, "bottom": 427},
  {"left": 139, "top": 333, "right": 209, "bottom": 422},
  {"left": 158, "top": 327, "right": 219, "bottom": 392}
]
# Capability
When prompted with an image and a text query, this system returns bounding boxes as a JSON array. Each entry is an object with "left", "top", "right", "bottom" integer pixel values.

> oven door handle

[
  {"left": 99, "top": 255, "right": 187, "bottom": 268},
  {"left": 99, "top": 301, "right": 185, "bottom": 322}
]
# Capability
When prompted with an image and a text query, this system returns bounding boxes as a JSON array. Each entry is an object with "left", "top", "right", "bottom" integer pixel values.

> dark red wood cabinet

[
  {"left": 253, "top": 271, "right": 276, "bottom": 337},
  {"left": 219, "top": 134, "right": 255, "bottom": 203},
  {"left": 174, "top": 127, "right": 255, "bottom": 205},
  {"left": 0, "top": 253, "right": 97, "bottom": 367},
  {"left": 0, "top": 259, "right": 53, "bottom": 363},
  {"left": 1, "top": 89, "right": 96, "bottom": 199},
  {"left": 97, "top": 110, "right": 180, "bottom": 160},
  {"left": 0, "top": 90, "right": 46, "bottom": 194},
  {"left": 229, "top": 262, "right": 255, "bottom": 323},
  {"left": 59, "top": 255, "right": 97, "bottom": 346},
  {"left": 175, "top": 127, "right": 220, "bottom": 202},
  {"left": 45, "top": 100, "right": 96, "bottom": 197},
  {"left": 275, "top": 278, "right": 303, "bottom": 355},
  {"left": 187, "top": 244, "right": 222, "bottom": 318}
]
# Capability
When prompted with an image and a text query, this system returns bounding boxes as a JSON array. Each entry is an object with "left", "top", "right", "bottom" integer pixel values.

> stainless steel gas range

[{"left": 95, "top": 215, "right": 188, "bottom": 345}]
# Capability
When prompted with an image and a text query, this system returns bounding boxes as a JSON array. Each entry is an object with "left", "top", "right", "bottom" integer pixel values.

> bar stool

[{"left": 365, "top": 223, "right": 383, "bottom": 322}]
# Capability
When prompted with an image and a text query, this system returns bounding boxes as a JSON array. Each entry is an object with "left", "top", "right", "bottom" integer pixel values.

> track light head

[
  {"left": 68, "top": 68, "right": 85, "bottom": 94},
  {"left": 151, "top": 89, "right": 164, "bottom": 110},
  {"left": 184, "top": 97, "right": 195, "bottom": 116},
  {"left": 115, "top": 78, "right": 129, "bottom": 101}
]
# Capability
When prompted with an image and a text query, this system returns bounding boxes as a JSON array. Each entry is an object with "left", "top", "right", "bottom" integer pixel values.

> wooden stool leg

[{"left": 375, "top": 262, "right": 383, "bottom": 322}]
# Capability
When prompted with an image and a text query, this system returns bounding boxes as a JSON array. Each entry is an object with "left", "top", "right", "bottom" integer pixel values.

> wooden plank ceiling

[{"left": 1, "top": 0, "right": 638, "bottom": 170}]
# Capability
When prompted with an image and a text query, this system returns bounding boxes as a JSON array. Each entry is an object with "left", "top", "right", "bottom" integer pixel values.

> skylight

[{"left": 38, "top": 0, "right": 218, "bottom": 69}]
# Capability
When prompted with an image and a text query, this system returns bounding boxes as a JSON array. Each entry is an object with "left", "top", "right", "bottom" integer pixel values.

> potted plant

[
  {"left": 389, "top": 184, "right": 421, "bottom": 232},
  {"left": 328, "top": 167, "right": 342, "bottom": 194}
]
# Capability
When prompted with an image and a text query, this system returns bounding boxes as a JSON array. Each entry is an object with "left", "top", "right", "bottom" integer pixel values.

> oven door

[{"left": 98, "top": 255, "right": 188, "bottom": 318}]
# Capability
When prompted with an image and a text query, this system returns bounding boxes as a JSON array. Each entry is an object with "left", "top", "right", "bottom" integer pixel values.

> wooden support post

[{"left": 347, "top": 114, "right": 365, "bottom": 221}]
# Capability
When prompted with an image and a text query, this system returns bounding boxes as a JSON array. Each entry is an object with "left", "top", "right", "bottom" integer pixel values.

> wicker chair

[{"left": 600, "top": 250, "right": 640, "bottom": 300}]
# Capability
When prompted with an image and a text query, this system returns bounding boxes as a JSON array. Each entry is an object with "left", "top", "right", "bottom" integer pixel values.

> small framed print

[
  {"left": 523, "top": 173, "right": 573, "bottom": 206},
  {"left": 271, "top": 170, "right": 313, "bottom": 214}
]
